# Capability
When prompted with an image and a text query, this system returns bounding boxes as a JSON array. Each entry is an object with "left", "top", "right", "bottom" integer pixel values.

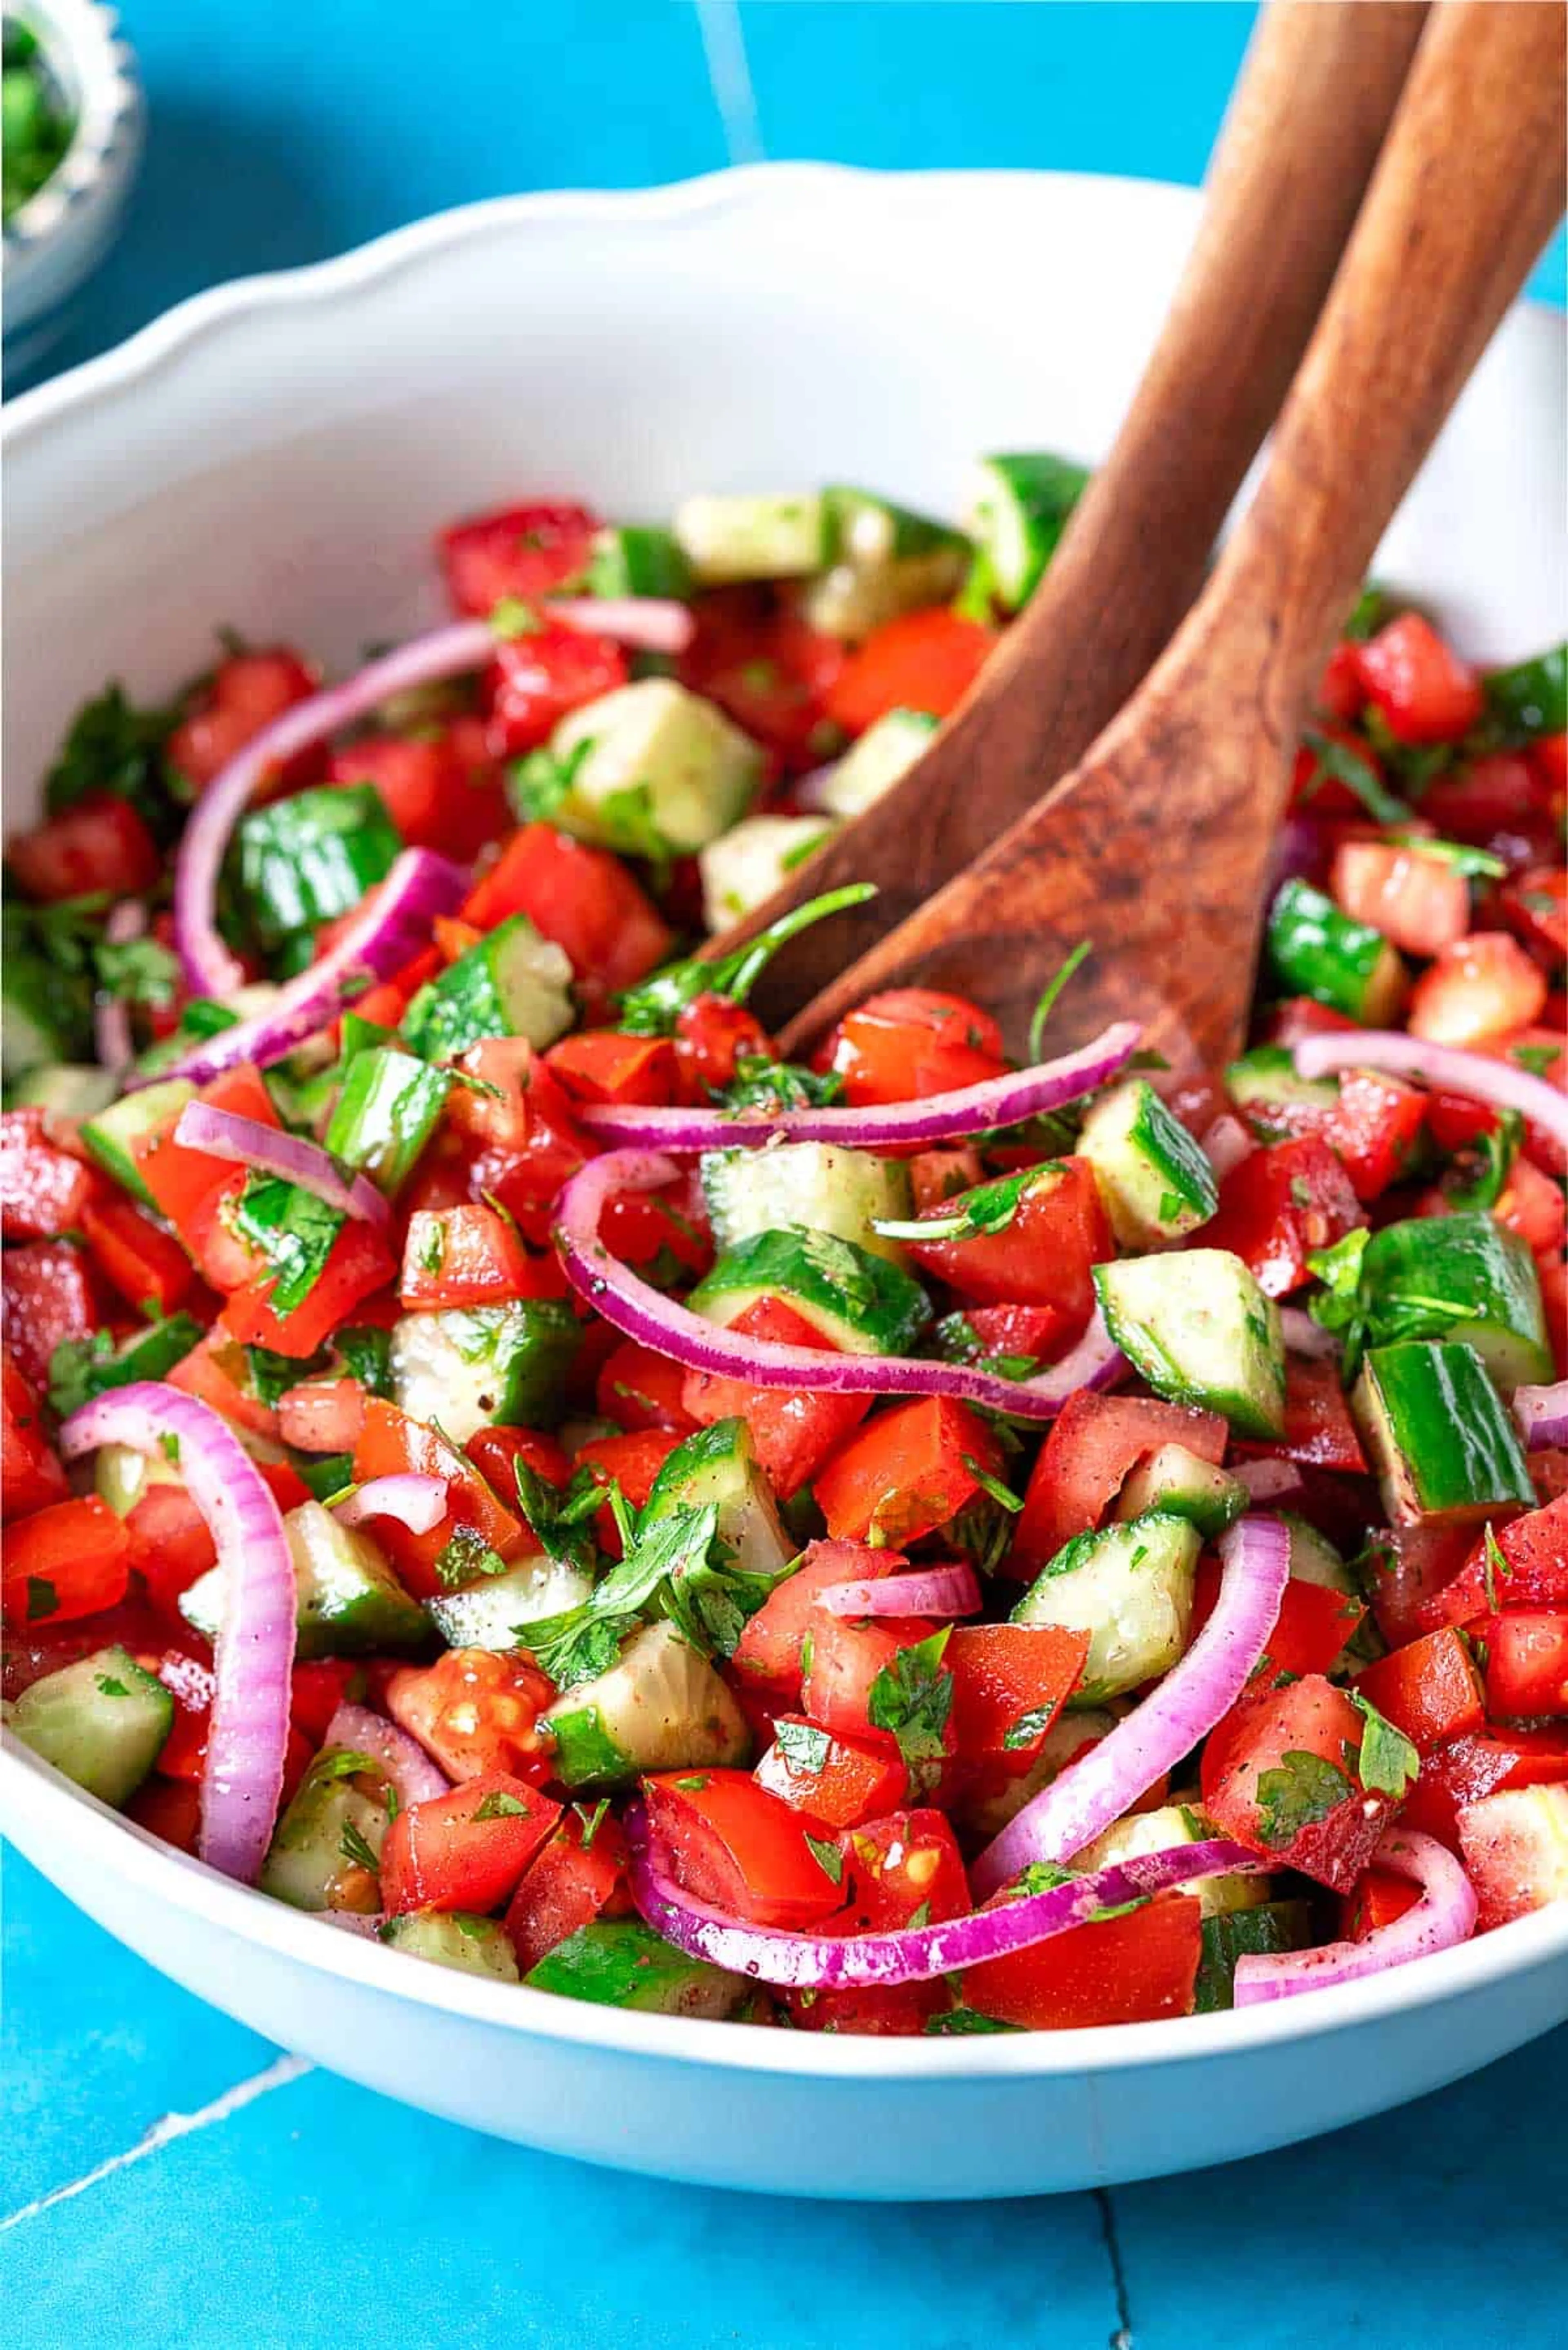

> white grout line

[
  {"left": 695, "top": 0, "right": 765, "bottom": 167},
  {"left": 0, "top": 2052, "right": 313, "bottom": 2233}
]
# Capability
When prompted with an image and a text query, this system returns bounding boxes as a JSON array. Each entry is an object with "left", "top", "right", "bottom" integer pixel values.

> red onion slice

[
  {"left": 323, "top": 1699, "right": 450, "bottom": 1808},
  {"left": 1293, "top": 1031, "right": 1568, "bottom": 1155},
  {"left": 971, "top": 1515, "right": 1291, "bottom": 1897},
  {"left": 1234, "top": 1830, "right": 1477, "bottom": 2005},
  {"left": 175, "top": 1102, "right": 390, "bottom": 1225},
  {"left": 626, "top": 1804, "right": 1264, "bottom": 1989},
  {"left": 556, "top": 1148, "right": 1125, "bottom": 1421},
  {"left": 546, "top": 598, "right": 694, "bottom": 653},
  {"left": 332, "top": 1474, "right": 448, "bottom": 1534},
  {"left": 818, "top": 1562, "right": 982, "bottom": 1619},
  {"left": 1278, "top": 1305, "right": 1342, "bottom": 1362},
  {"left": 143, "top": 848, "right": 468, "bottom": 1088},
  {"left": 576, "top": 1022, "right": 1144, "bottom": 1150},
  {"left": 1514, "top": 1379, "right": 1568, "bottom": 1451},
  {"left": 1200, "top": 1114, "right": 1255, "bottom": 1181},
  {"left": 1233, "top": 1457, "right": 1308, "bottom": 1505},
  {"left": 59, "top": 1381, "right": 295, "bottom": 1884},
  {"left": 94, "top": 900, "right": 146, "bottom": 1075}
]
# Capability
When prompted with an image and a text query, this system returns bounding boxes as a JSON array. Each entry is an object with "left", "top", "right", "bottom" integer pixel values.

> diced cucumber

[
  {"left": 234, "top": 784, "right": 402, "bottom": 959},
  {"left": 540, "top": 1621, "right": 749, "bottom": 1789},
  {"left": 813, "top": 708, "right": 938, "bottom": 820},
  {"left": 181, "top": 1501, "right": 430, "bottom": 1658},
  {"left": 802, "top": 487, "right": 971, "bottom": 640},
  {"left": 672, "top": 492, "right": 829, "bottom": 584},
  {"left": 688, "top": 1226, "right": 930, "bottom": 1356},
  {"left": 700, "top": 1141, "right": 912, "bottom": 1265},
  {"left": 826, "top": 486, "right": 970, "bottom": 571},
  {"left": 1266, "top": 880, "right": 1408, "bottom": 1024},
  {"left": 47, "top": 1312, "right": 204, "bottom": 1419},
  {"left": 1279, "top": 1514, "right": 1373, "bottom": 1666},
  {"left": 1353, "top": 1341, "right": 1534, "bottom": 1525},
  {"left": 324, "top": 1047, "right": 449, "bottom": 1197},
  {"left": 641, "top": 1417, "right": 795, "bottom": 1579},
  {"left": 8, "top": 1063, "right": 118, "bottom": 1117},
  {"left": 964, "top": 451, "right": 1091, "bottom": 611},
  {"left": 1012, "top": 1512, "right": 1202, "bottom": 1702},
  {"left": 699, "top": 813, "right": 835, "bottom": 932},
  {"left": 1225, "top": 1046, "right": 1339, "bottom": 1138},
  {"left": 1358, "top": 1212, "right": 1552, "bottom": 1391},
  {"left": 1094, "top": 1249, "right": 1287, "bottom": 1440},
  {"left": 524, "top": 1917, "right": 757, "bottom": 2017},
  {"left": 1078, "top": 1079, "right": 1219, "bottom": 1248},
  {"left": 1194, "top": 1900, "right": 1318, "bottom": 2011},
  {"left": 380, "top": 1911, "right": 521, "bottom": 1981},
  {"left": 260, "top": 1742, "right": 392, "bottom": 1911},
  {"left": 295, "top": 1450, "right": 356, "bottom": 1503},
  {"left": 953, "top": 1707, "right": 1120, "bottom": 1838},
  {"left": 1074, "top": 1802, "right": 1270, "bottom": 1918},
  {"left": 79, "top": 1078, "right": 195, "bottom": 1205},
  {"left": 390, "top": 1302, "right": 580, "bottom": 1443},
  {"left": 1114, "top": 1444, "right": 1249, "bottom": 1539},
  {"left": 95, "top": 1438, "right": 185, "bottom": 1516},
  {"left": 548, "top": 679, "right": 763, "bottom": 856},
  {"left": 426, "top": 1553, "right": 595, "bottom": 1649},
  {"left": 402, "top": 912, "right": 574, "bottom": 1061},
  {"left": 584, "top": 524, "right": 694, "bottom": 602},
  {"left": 6, "top": 1645, "right": 172, "bottom": 1806}
]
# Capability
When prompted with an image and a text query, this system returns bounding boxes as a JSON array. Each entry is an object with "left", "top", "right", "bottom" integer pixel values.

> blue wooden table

[{"left": 6, "top": 5, "right": 1564, "bottom": 2340}]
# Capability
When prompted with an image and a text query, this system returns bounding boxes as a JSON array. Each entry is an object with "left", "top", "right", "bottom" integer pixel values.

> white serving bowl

[{"left": 3, "top": 169, "right": 1565, "bottom": 2198}]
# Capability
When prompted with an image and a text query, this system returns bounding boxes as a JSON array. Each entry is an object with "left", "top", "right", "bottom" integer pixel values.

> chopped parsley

[
  {"left": 1348, "top": 1691, "right": 1420, "bottom": 1802},
  {"left": 472, "top": 1789, "right": 533, "bottom": 1823},
  {"left": 339, "top": 1819, "right": 382, "bottom": 1875},
  {"left": 230, "top": 1174, "right": 344, "bottom": 1318},
  {"left": 804, "top": 1833, "right": 844, "bottom": 1886},
  {"left": 615, "top": 883, "right": 875, "bottom": 1037},
  {"left": 1252, "top": 1750, "right": 1353, "bottom": 1848},
  {"left": 866, "top": 1627, "right": 953, "bottom": 1792},
  {"left": 1026, "top": 939, "right": 1091, "bottom": 1062}
]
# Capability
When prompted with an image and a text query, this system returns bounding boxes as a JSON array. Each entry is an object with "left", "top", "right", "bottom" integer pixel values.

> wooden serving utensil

[
  {"left": 775, "top": 0, "right": 1567, "bottom": 1068},
  {"left": 710, "top": 0, "right": 1430, "bottom": 1020}
]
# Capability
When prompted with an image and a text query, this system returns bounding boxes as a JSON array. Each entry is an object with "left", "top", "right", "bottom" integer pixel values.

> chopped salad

[{"left": 2, "top": 464, "right": 1565, "bottom": 2034}]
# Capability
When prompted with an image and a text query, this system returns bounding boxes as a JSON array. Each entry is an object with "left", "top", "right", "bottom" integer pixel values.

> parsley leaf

[
  {"left": 230, "top": 1174, "right": 344, "bottom": 1318},
  {"left": 875, "top": 1164, "right": 1060, "bottom": 1245},
  {"left": 774, "top": 1719, "right": 831, "bottom": 1776},
  {"left": 472, "top": 1789, "right": 532, "bottom": 1822},
  {"left": 433, "top": 1522, "right": 512, "bottom": 1591},
  {"left": 1348, "top": 1691, "right": 1420, "bottom": 1802},
  {"left": 94, "top": 931, "right": 181, "bottom": 1010},
  {"left": 339, "top": 1819, "right": 382, "bottom": 1875},
  {"left": 1441, "top": 1108, "right": 1522, "bottom": 1213},
  {"left": 804, "top": 1832, "right": 844, "bottom": 1886},
  {"left": 44, "top": 681, "right": 182, "bottom": 839},
  {"left": 1296, "top": 727, "right": 1412, "bottom": 825},
  {"left": 615, "top": 884, "right": 876, "bottom": 1037},
  {"left": 866, "top": 1627, "right": 953, "bottom": 1792},
  {"left": 514, "top": 1459, "right": 603, "bottom": 1576},
  {"left": 1027, "top": 939, "right": 1091, "bottom": 1062},
  {"left": 719, "top": 1057, "right": 846, "bottom": 1113},
  {"left": 1252, "top": 1750, "right": 1354, "bottom": 1848}
]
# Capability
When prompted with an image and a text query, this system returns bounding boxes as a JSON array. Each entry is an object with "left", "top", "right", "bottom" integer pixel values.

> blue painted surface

[{"left": 5, "top": 2, "right": 1565, "bottom": 2339}]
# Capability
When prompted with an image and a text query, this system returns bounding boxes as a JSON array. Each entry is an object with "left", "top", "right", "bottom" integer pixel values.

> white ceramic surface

[{"left": 3, "top": 169, "right": 1566, "bottom": 2198}]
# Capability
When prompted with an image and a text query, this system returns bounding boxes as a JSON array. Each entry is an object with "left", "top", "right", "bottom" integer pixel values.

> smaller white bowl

[{"left": 2, "top": 0, "right": 143, "bottom": 381}]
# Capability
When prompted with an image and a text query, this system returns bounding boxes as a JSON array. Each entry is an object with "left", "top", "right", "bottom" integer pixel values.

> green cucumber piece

[
  {"left": 260, "top": 1743, "right": 392, "bottom": 1911},
  {"left": 324, "top": 1047, "right": 449, "bottom": 1197},
  {"left": 47, "top": 1312, "right": 204, "bottom": 1419},
  {"left": 7, "top": 1063, "right": 118, "bottom": 1117},
  {"left": 688, "top": 1226, "right": 930, "bottom": 1356},
  {"left": 1358, "top": 1212, "right": 1552, "bottom": 1390},
  {"left": 1266, "top": 880, "right": 1408, "bottom": 1023},
  {"left": 1194, "top": 1900, "right": 1318, "bottom": 2011},
  {"left": 965, "top": 451, "right": 1091, "bottom": 610},
  {"left": 1012, "top": 1512, "right": 1202, "bottom": 1701},
  {"left": 524, "top": 1917, "right": 757, "bottom": 2017},
  {"left": 234, "top": 783, "right": 402, "bottom": 959},
  {"left": 813, "top": 707, "right": 938, "bottom": 820},
  {"left": 700, "top": 1141, "right": 912, "bottom": 1265},
  {"left": 1225, "top": 1046, "right": 1340, "bottom": 1139},
  {"left": 1077, "top": 1078, "right": 1219, "bottom": 1247},
  {"left": 426, "top": 1553, "right": 595, "bottom": 1649},
  {"left": 1482, "top": 643, "right": 1566, "bottom": 743},
  {"left": 1114, "top": 1443, "right": 1249, "bottom": 1539},
  {"left": 826, "top": 486, "right": 970, "bottom": 569},
  {"left": 294, "top": 1449, "right": 356, "bottom": 1504},
  {"left": 181, "top": 1501, "right": 430, "bottom": 1658},
  {"left": 641, "top": 1416, "right": 795, "bottom": 1579},
  {"left": 585, "top": 524, "right": 694, "bottom": 602},
  {"left": 698, "top": 813, "right": 835, "bottom": 931},
  {"left": 390, "top": 1302, "right": 580, "bottom": 1443},
  {"left": 95, "top": 1437, "right": 185, "bottom": 1516},
  {"left": 1353, "top": 1341, "right": 1534, "bottom": 1525},
  {"left": 1094, "top": 1249, "right": 1287, "bottom": 1439},
  {"left": 79, "top": 1077, "right": 195, "bottom": 1205},
  {"left": 672, "top": 493, "right": 829, "bottom": 584},
  {"left": 379, "top": 1911, "right": 521, "bottom": 1980},
  {"left": 1074, "top": 1802, "right": 1270, "bottom": 1918},
  {"left": 802, "top": 487, "right": 971, "bottom": 640},
  {"left": 540, "top": 1621, "right": 749, "bottom": 1789},
  {"left": 6, "top": 1645, "right": 172, "bottom": 1805},
  {"left": 402, "top": 912, "right": 574, "bottom": 1061},
  {"left": 546, "top": 679, "right": 763, "bottom": 856}
]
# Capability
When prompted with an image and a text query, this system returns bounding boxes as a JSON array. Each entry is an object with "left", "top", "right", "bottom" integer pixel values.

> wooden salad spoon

[
  {"left": 774, "top": 0, "right": 1567, "bottom": 1068},
  {"left": 707, "top": 0, "right": 1431, "bottom": 1019}
]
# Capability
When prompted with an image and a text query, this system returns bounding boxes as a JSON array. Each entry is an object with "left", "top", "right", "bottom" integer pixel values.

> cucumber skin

[
  {"left": 524, "top": 1920, "right": 755, "bottom": 2017},
  {"left": 80, "top": 1078, "right": 196, "bottom": 1205},
  {"left": 543, "top": 1703, "right": 634, "bottom": 1790},
  {"left": 1354, "top": 1341, "right": 1534, "bottom": 1523},
  {"left": 8, "top": 1646, "right": 173, "bottom": 1806},
  {"left": 1266, "top": 880, "right": 1406, "bottom": 1023},
  {"left": 380, "top": 1912, "right": 521, "bottom": 1981},
  {"left": 1093, "top": 1249, "right": 1286, "bottom": 1441},
  {"left": 1359, "top": 1213, "right": 1552, "bottom": 1390},
  {"left": 688, "top": 1226, "right": 930, "bottom": 1356},
  {"left": 325, "top": 1048, "right": 449, "bottom": 1197}
]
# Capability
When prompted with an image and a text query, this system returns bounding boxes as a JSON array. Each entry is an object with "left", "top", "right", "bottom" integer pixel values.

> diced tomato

[
  {"left": 1203, "top": 1674, "right": 1390, "bottom": 1891},
  {"left": 0, "top": 1109, "right": 98, "bottom": 1240},
  {"left": 1012, "top": 1391, "right": 1228, "bottom": 1571},
  {"left": 132, "top": 1065, "right": 279, "bottom": 1240},
  {"left": 379, "top": 1769, "right": 561, "bottom": 1916},
  {"left": 1420, "top": 751, "right": 1550, "bottom": 846},
  {"left": 222, "top": 1220, "right": 397, "bottom": 1359},
  {"left": 574, "top": 1427, "right": 685, "bottom": 1552},
  {"left": 683, "top": 599, "right": 844, "bottom": 766},
  {"left": 166, "top": 649, "right": 319, "bottom": 794},
  {"left": 673, "top": 995, "right": 772, "bottom": 1096},
  {"left": 1420, "top": 1496, "right": 1568, "bottom": 1630},
  {"left": 1192, "top": 1555, "right": 1363, "bottom": 1682},
  {"left": 902, "top": 1156, "right": 1114, "bottom": 1329},
  {"left": 398, "top": 1203, "right": 545, "bottom": 1311},
  {"left": 1492, "top": 1155, "right": 1567, "bottom": 1257},
  {"left": 1290, "top": 721, "right": 1384, "bottom": 819},
  {"left": 1539, "top": 1251, "right": 1568, "bottom": 1380},
  {"left": 352, "top": 1398, "right": 528, "bottom": 1599},
  {"left": 124, "top": 1483, "right": 217, "bottom": 1619},
  {"left": 167, "top": 1327, "right": 280, "bottom": 1440},
  {"left": 1353, "top": 1627, "right": 1486, "bottom": 1754},
  {"left": 461, "top": 824, "right": 672, "bottom": 997},
  {"left": 824, "top": 609, "right": 995, "bottom": 735},
  {"left": 1235, "top": 1062, "right": 1428, "bottom": 1202},
  {"left": 907, "top": 1148, "right": 983, "bottom": 1214},
  {"left": 597, "top": 1175, "right": 712, "bottom": 1284},
  {"left": 80, "top": 1195, "right": 194, "bottom": 1318},
  {"left": 1407, "top": 932, "right": 1548, "bottom": 1047},
  {"left": 594, "top": 1338, "right": 698, "bottom": 1433},
  {"left": 483, "top": 620, "right": 627, "bottom": 755},
  {"left": 1478, "top": 1612, "right": 1568, "bottom": 1720},
  {"left": 148, "top": 1650, "right": 217, "bottom": 1781},
  {"left": 838, "top": 1808, "right": 970, "bottom": 1932},
  {"left": 1533, "top": 734, "right": 1568, "bottom": 797},
  {"left": 289, "top": 1659, "right": 362, "bottom": 1745},
  {"left": 945, "top": 1623, "right": 1089, "bottom": 1770},
  {"left": 125, "top": 1774, "right": 203, "bottom": 1853},
  {"left": 1355, "top": 614, "right": 1483, "bottom": 745},
  {"left": 681, "top": 1297, "right": 869, "bottom": 1498},
  {"left": 951, "top": 1301, "right": 1076, "bottom": 1368},
  {"left": 1342, "top": 1868, "right": 1422, "bottom": 1942},
  {"left": 966, "top": 1892, "right": 1204, "bottom": 2029},
  {"left": 1203, "top": 1137, "right": 1364, "bottom": 1300},
  {"left": 385, "top": 1648, "right": 555, "bottom": 1784},
  {"left": 464, "top": 1424, "right": 573, "bottom": 1512},
  {"left": 448, "top": 1043, "right": 590, "bottom": 1248},
  {"left": 276, "top": 1376, "right": 366, "bottom": 1454},
  {"left": 7, "top": 792, "right": 160, "bottom": 902},
  {"left": 0, "top": 1238, "right": 107, "bottom": 1391},
  {"left": 350, "top": 944, "right": 442, "bottom": 1032},
  {"left": 546, "top": 1030, "right": 678, "bottom": 1108},
  {"left": 1400, "top": 1727, "right": 1568, "bottom": 1847},
  {"left": 1237, "top": 1355, "right": 1367, "bottom": 1476},
  {"left": 754, "top": 1715, "right": 908, "bottom": 1828},
  {"left": 802, "top": 1612, "right": 944, "bottom": 1749},
  {"left": 1, "top": 1495, "right": 131, "bottom": 1627},
  {"left": 646, "top": 1769, "right": 844, "bottom": 1929},
  {"left": 1497, "top": 865, "right": 1568, "bottom": 965},
  {"left": 733, "top": 1540, "right": 896, "bottom": 1702},
  {"left": 1316, "top": 642, "right": 1366, "bottom": 724},
  {"left": 1, "top": 1349, "right": 68, "bottom": 1521},
  {"left": 1365, "top": 1521, "right": 1473, "bottom": 1648},
  {"left": 1330, "top": 838, "right": 1471, "bottom": 958},
  {"left": 325, "top": 727, "right": 510, "bottom": 859},
  {"left": 813, "top": 1397, "right": 1003, "bottom": 1548},
  {"left": 822, "top": 988, "right": 1008, "bottom": 1107},
  {"left": 438, "top": 500, "right": 599, "bottom": 618},
  {"left": 504, "top": 1807, "right": 629, "bottom": 1973}
]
